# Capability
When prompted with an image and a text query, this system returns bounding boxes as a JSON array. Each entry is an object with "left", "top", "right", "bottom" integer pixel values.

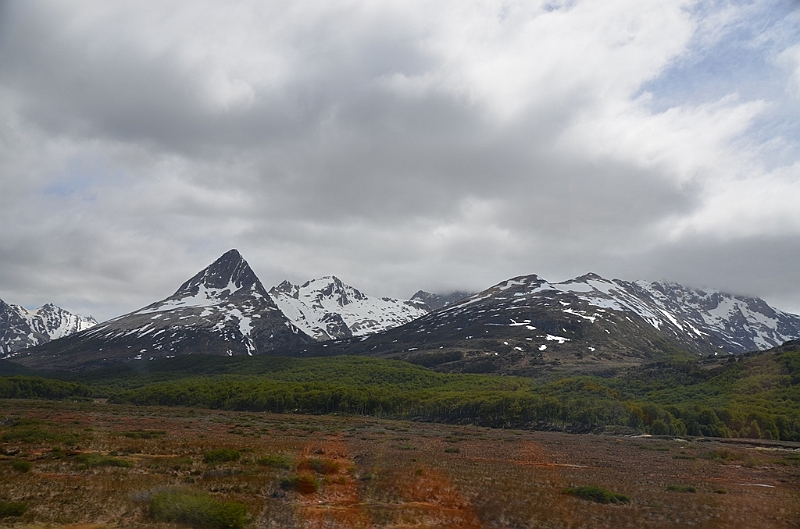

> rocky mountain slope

[
  {"left": 11, "top": 250, "right": 312, "bottom": 371},
  {"left": 269, "top": 277, "right": 429, "bottom": 341},
  {"left": 1, "top": 300, "right": 96, "bottom": 356},
  {"left": 301, "top": 273, "right": 800, "bottom": 378},
  {"left": 551, "top": 274, "right": 800, "bottom": 353}
]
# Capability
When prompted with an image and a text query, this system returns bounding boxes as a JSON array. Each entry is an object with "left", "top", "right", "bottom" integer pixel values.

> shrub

[
  {"left": 296, "top": 458, "right": 339, "bottom": 475},
  {"left": 564, "top": 486, "right": 630, "bottom": 504},
  {"left": 77, "top": 453, "right": 132, "bottom": 469},
  {"left": 123, "top": 429, "right": 166, "bottom": 439},
  {"left": 256, "top": 453, "right": 292, "bottom": 470},
  {"left": 666, "top": 484, "right": 696, "bottom": 493},
  {"left": 444, "top": 447, "right": 460, "bottom": 453},
  {"left": 12, "top": 459, "right": 32, "bottom": 473},
  {"left": 49, "top": 447, "right": 67, "bottom": 459},
  {"left": 280, "top": 474, "right": 318, "bottom": 494},
  {"left": 0, "top": 500, "right": 28, "bottom": 517},
  {"left": 203, "top": 449, "right": 241, "bottom": 464},
  {"left": 149, "top": 489, "right": 246, "bottom": 529},
  {"left": 701, "top": 449, "right": 741, "bottom": 462},
  {"left": 650, "top": 419, "right": 670, "bottom": 435},
  {"left": 2, "top": 426, "right": 54, "bottom": 444}
]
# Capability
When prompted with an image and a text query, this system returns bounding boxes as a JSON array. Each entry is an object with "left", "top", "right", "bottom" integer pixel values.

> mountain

[
  {"left": 300, "top": 273, "right": 800, "bottom": 378},
  {"left": 554, "top": 274, "right": 800, "bottom": 353},
  {"left": 8, "top": 260, "right": 799, "bottom": 376},
  {"left": 410, "top": 290, "right": 473, "bottom": 311},
  {"left": 269, "top": 276, "right": 429, "bottom": 341},
  {"left": 10, "top": 250, "right": 312, "bottom": 371},
  {"left": 1, "top": 300, "right": 96, "bottom": 356}
]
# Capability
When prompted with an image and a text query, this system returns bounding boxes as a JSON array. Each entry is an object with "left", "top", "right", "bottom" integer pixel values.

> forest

[{"left": 1, "top": 347, "right": 799, "bottom": 441}]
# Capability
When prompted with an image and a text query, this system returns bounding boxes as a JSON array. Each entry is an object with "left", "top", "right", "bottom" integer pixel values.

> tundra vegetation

[
  {"left": 0, "top": 346, "right": 798, "bottom": 527},
  {"left": 0, "top": 399, "right": 797, "bottom": 528}
]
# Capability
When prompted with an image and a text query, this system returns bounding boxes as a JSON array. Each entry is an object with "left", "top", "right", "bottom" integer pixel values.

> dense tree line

[
  {"left": 4, "top": 350, "right": 799, "bottom": 441},
  {"left": 0, "top": 376, "right": 92, "bottom": 400},
  {"left": 108, "top": 361, "right": 800, "bottom": 440}
]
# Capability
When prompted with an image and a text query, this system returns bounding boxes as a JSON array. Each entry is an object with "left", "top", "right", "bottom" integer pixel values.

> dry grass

[{"left": 0, "top": 399, "right": 798, "bottom": 528}]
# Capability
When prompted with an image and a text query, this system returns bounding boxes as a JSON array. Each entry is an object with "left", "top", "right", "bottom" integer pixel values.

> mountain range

[
  {"left": 313, "top": 273, "right": 800, "bottom": 377},
  {"left": 0, "top": 300, "right": 96, "bottom": 356},
  {"left": 4, "top": 249, "right": 800, "bottom": 373}
]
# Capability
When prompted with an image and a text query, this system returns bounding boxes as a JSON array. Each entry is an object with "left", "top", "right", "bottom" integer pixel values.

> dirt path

[
  {"left": 295, "top": 435, "right": 373, "bottom": 529},
  {"left": 391, "top": 466, "right": 484, "bottom": 529},
  {"left": 291, "top": 434, "right": 485, "bottom": 528}
]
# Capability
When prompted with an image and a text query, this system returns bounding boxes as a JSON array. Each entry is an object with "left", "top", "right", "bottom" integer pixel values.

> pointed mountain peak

[
  {"left": 324, "top": 275, "right": 356, "bottom": 293},
  {"left": 571, "top": 272, "right": 608, "bottom": 283},
  {"left": 270, "top": 280, "right": 296, "bottom": 296},
  {"left": 501, "top": 274, "right": 547, "bottom": 286},
  {"left": 174, "top": 249, "right": 260, "bottom": 297},
  {"left": 300, "top": 275, "right": 342, "bottom": 288},
  {"left": 296, "top": 276, "right": 367, "bottom": 305}
]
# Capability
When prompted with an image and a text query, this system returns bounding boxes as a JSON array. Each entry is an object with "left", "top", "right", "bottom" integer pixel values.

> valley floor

[{"left": 0, "top": 399, "right": 798, "bottom": 528}]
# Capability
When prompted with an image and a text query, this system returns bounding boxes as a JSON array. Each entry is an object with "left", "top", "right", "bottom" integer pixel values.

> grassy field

[{"left": 0, "top": 399, "right": 798, "bottom": 528}]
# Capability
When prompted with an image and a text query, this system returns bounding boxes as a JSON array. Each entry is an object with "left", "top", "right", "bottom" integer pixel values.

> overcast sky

[{"left": 1, "top": 0, "right": 799, "bottom": 322}]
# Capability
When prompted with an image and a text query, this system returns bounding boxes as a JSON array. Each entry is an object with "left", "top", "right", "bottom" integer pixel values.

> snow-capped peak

[
  {"left": 173, "top": 249, "right": 257, "bottom": 296},
  {"left": 269, "top": 277, "right": 428, "bottom": 341},
  {"left": 1, "top": 299, "right": 96, "bottom": 356},
  {"left": 272, "top": 276, "right": 368, "bottom": 308}
]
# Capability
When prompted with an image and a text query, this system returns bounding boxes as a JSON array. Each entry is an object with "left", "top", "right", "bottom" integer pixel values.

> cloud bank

[{"left": 0, "top": 0, "right": 799, "bottom": 321}]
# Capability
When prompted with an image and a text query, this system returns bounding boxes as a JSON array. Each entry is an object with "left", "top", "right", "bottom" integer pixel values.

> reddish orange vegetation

[
  {"left": 295, "top": 436, "right": 372, "bottom": 529},
  {"left": 0, "top": 399, "right": 798, "bottom": 528}
]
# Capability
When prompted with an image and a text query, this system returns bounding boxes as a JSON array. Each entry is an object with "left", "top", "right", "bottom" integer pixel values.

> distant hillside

[{"left": 0, "top": 358, "right": 41, "bottom": 376}]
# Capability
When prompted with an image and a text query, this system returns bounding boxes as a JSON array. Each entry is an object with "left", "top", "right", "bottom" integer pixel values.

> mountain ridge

[
  {"left": 295, "top": 273, "right": 800, "bottom": 377},
  {"left": 4, "top": 250, "right": 800, "bottom": 373}
]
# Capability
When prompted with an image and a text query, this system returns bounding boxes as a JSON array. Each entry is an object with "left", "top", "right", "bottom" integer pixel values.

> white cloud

[
  {"left": 0, "top": 0, "right": 798, "bottom": 320},
  {"left": 779, "top": 43, "right": 800, "bottom": 98}
]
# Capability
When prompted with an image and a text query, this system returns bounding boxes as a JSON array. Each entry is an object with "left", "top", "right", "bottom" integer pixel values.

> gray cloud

[{"left": 0, "top": 1, "right": 799, "bottom": 321}]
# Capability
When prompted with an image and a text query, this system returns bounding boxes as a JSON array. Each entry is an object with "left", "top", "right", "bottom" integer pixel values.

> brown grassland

[{"left": 0, "top": 399, "right": 798, "bottom": 528}]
